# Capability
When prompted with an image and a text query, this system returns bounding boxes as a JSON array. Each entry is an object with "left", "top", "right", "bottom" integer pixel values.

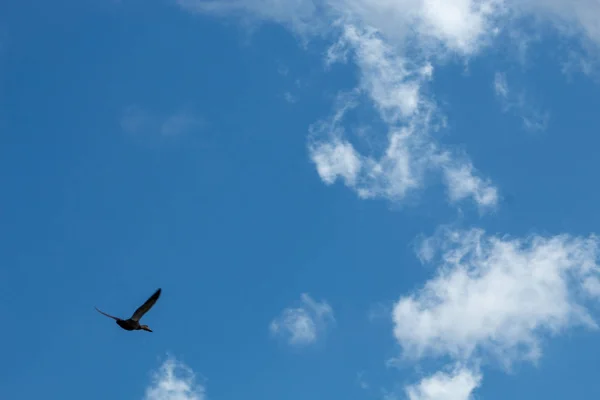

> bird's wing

[
  {"left": 131, "top": 288, "right": 161, "bottom": 321},
  {"left": 95, "top": 307, "right": 120, "bottom": 321}
]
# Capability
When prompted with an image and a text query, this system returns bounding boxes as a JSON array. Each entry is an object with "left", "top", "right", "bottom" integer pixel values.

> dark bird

[{"left": 95, "top": 288, "right": 161, "bottom": 332}]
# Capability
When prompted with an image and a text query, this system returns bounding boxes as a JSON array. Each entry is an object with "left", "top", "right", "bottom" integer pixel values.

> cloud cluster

[
  {"left": 174, "top": 0, "right": 600, "bottom": 398},
  {"left": 177, "top": 1, "right": 507, "bottom": 210},
  {"left": 269, "top": 293, "right": 335, "bottom": 346},
  {"left": 175, "top": 0, "right": 600, "bottom": 212},
  {"left": 309, "top": 24, "right": 498, "bottom": 210},
  {"left": 392, "top": 227, "right": 600, "bottom": 397}
]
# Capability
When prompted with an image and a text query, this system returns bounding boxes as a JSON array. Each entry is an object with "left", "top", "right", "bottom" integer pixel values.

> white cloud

[
  {"left": 145, "top": 357, "right": 206, "bottom": 400},
  {"left": 394, "top": 228, "right": 600, "bottom": 366},
  {"left": 178, "top": 0, "right": 505, "bottom": 56},
  {"left": 270, "top": 293, "right": 335, "bottom": 346},
  {"left": 178, "top": 0, "right": 600, "bottom": 55},
  {"left": 121, "top": 105, "right": 203, "bottom": 138},
  {"left": 310, "top": 137, "right": 362, "bottom": 186},
  {"left": 492, "top": 72, "right": 549, "bottom": 132},
  {"left": 180, "top": 2, "right": 500, "bottom": 211},
  {"left": 442, "top": 161, "right": 498, "bottom": 209},
  {"left": 173, "top": 2, "right": 600, "bottom": 399},
  {"left": 309, "top": 27, "right": 498, "bottom": 210},
  {"left": 405, "top": 366, "right": 481, "bottom": 400},
  {"left": 334, "top": 0, "right": 505, "bottom": 57}
]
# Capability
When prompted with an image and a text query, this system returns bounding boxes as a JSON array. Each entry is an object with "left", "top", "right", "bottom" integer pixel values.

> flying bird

[{"left": 95, "top": 288, "right": 161, "bottom": 332}]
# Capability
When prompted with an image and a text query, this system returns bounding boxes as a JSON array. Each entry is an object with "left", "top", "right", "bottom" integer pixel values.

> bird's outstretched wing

[
  {"left": 95, "top": 307, "right": 120, "bottom": 321},
  {"left": 131, "top": 288, "right": 161, "bottom": 321}
]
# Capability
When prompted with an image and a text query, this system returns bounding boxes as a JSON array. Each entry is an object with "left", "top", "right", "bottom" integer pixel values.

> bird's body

[
  {"left": 95, "top": 288, "right": 161, "bottom": 332},
  {"left": 117, "top": 319, "right": 142, "bottom": 331}
]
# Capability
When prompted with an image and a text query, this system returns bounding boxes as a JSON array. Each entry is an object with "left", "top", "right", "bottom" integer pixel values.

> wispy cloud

[
  {"left": 493, "top": 72, "right": 549, "bottom": 132},
  {"left": 356, "top": 371, "right": 369, "bottom": 390},
  {"left": 282, "top": 91, "right": 297, "bottom": 104},
  {"left": 175, "top": 0, "right": 600, "bottom": 211},
  {"left": 180, "top": 2, "right": 501, "bottom": 212},
  {"left": 493, "top": 72, "right": 509, "bottom": 98},
  {"left": 145, "top": 357, "right": 206, "bottom": 400},
  {"left": 309, "top": 25, "right": 498, "bottom": 211},
  {"left": 121, "top": 105, "right": 204, "bottom": 139},
  {"left": 270, "top": 293, "right": 335, "bottom": 346},
  {"left": 161, "top": 110, "right": 205, "bottom": 137},
  {"left": 177, "top": 0, "right": 600, "bottom": 56}
]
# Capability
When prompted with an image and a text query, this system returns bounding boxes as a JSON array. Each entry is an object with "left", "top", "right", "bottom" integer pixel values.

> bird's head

[{"left": 140, "top": 325, "right": 153, "bottom": 332}]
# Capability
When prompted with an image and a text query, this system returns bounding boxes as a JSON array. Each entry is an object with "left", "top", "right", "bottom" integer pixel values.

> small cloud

[
  {"left": 415, "top": 235, "right": 438, "bottom": 264},
  {"left": 310, "top": 136, "right": 362, "bottom": 187},
  {"left": 492, "top": 72, "right": 549, "bottom": 132},
  {"left": 277, "top": 62, "right": 289, "bottom": 76},
  {"left": 493, "top": 72, "right": 509, "bottom": 99},
  {"left": 160, "top": 110, "right": 204, "bottom": 136},
  {"left": 120, "top": 105, "right": 204, "bottom": 139},
  {"left": 356, "top": 371, "right": 369, "bottom": 390},
  {"left": 442, "top": 161, "right": 498, "bottom": 212},
  {"left": 282, "top": 91, "right": 297, "bottom": 103},
  {"left": 269, "top": 293, "right": 335, "bottom": 346},
  {"left": 145, "top": 357, "right": 206, "bottom": 400},
  {"left": 405, "top": 366, "right": 481, "bottom": 400},
  {"left": 521, "top": 112, "right": 550, "bottom": 132}
]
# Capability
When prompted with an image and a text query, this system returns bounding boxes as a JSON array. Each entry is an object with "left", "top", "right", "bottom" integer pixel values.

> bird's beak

[{"left": 142, "top": 326, "right": 153, "bottom": 332}]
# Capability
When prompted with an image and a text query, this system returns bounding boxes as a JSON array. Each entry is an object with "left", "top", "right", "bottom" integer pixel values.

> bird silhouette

[{"left": 95, "top": 288, "right": 161, "bottom": 332}]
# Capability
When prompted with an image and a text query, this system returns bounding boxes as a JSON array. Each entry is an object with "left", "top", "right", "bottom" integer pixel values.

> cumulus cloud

[
  {"left": 493, "top": 72, "right": 549, "bottom": 132},
  {"left": 394, "top": 228, "right": 600, "bottom": 366},
  {"left": 270, "top": 293, "right": 335, "bottom": 346},
  {"left": 145, "top": 357, "right": 206, "bottom": 400},
  {"left": 405, "top": 366, "right": 481, "bottom": 400}
]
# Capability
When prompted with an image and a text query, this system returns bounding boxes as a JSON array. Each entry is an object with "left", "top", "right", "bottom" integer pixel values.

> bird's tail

[{"left": 94, "top": 307, "right": 120, "bottom": 321}]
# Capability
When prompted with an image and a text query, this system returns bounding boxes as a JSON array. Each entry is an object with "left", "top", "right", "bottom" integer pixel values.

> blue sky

[{"left": 2, "top": 1, "right": 600, "bottom": 399}]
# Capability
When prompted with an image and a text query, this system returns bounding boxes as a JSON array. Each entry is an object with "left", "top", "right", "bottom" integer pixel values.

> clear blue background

[{"left": 2, "top": 1, "right": 600, "bottom": 399}]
